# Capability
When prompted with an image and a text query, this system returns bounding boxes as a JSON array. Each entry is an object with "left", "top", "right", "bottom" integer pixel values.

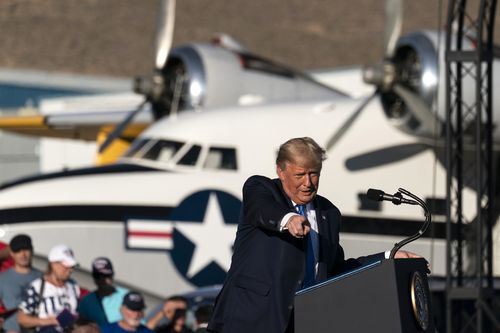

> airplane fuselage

[{"left": 0, "top": 97, "right": 495, "bottom": 299}]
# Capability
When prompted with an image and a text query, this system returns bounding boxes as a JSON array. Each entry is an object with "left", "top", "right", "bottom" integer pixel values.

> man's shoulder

[
  {"left": 2, "top": 267, "right": 41, "bottom": 276},
  {"left": 0, "top": 267, "right": 42, "bottom": 283},
  {"left": 114, "top": 286, "right": 129, "bottom": 295},
  {"left": 245, "top": 174, "right": 272, "bottom": 183},
  {"left": 244, "top": 175, "right": 280, "bottom": 188},
  {"left": 137, "top": 324, "right": 155, "bottom": 333},
  {"left": 0, "top": 267, "right": 13, "bottom": 280},
  {"left": 31, "top": 267, "right": 42, "bottom": 274},
  {"left": 80, "top": 291, "right": 98, "bottom": 304},
  {"left": 0, "top": 268, "right": 10, "bottom": 291},
  {"left": 102, "top": 322, "right": 153, "bottom": 333},
  {"left": 27, "top": 268, "right": 43, "bottom": 280},
  {"left": 315, "top": 195, "right": 340, "bottom": 213},
  {"left": 101, "top": 322, "right": 120, "bottom": 333},
  {"left": 102, "top": 322, "right": 126, "bottom": 333},
  {"left": 103, "top": 286, "right": 128, "bottom": 303},
  {"left": 65, "top": 278, "right": 80, "bottom": 288},
  {"left": 28, "top": 276, "right": 43, "bottom": 288}
]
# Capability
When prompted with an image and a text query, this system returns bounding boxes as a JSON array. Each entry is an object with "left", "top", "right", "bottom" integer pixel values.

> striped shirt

[{"left": 19, "top": 277, "right": 80, "bottom": 319}]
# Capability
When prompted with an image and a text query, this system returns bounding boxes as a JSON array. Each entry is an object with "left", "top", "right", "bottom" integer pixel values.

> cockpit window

[
  {"left": 124, "top": 139, "right": 237, "bottom": 171},
  {"left": 178, "top": 145, "right": 202, "bottom": 166},
  {"left": 145, "top": 140, "right": 183, "bottom": 162},
  {"left": 125, "top": 139, "right": 184, "bottom": 163},
  {"left": 238, "top": 53, "right": 348, "bottom": 97},
  {"left": 203, "top": 147, "right": 237, "bottom": 170},
  {"left": 240, "top": 53, "right": 295, "bottom": 78}
]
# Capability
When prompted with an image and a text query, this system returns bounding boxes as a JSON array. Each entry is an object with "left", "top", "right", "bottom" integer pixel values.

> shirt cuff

[
  {"left": 384, "top": 250, "right": 391, "bottom": 259},
  {"left": 280, "top": 212, "right": 299, "bottom": 231}
]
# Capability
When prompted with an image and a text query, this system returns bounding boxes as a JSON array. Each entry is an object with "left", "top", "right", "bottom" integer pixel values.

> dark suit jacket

[{"left": 207, "top": 175, "right": 382, "bottom": 333}]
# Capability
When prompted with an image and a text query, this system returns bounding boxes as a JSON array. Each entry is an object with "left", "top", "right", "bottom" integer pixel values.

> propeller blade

[
  {"left": 325, "top": 92, "right": 377, "bottom": 151},
  {"left": 155, "top": 0, "right": 176, "bottom": 70},
  {"left": 384, "top": 0, "right": 402, "bottom": 58},
  {"left": 393, "top": 83, "right": 440, "bottom": 136},
  {"left": 98, "top": 99, "right": 148, "bottom": 153},
  {"left": 345, "top": 143, "right": 429, "bottom": 171}
]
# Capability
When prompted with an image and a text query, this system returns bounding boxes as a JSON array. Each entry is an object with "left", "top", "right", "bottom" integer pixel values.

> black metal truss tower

[{"left": 445, "top": 0, "right": 499, "bottom": 332}]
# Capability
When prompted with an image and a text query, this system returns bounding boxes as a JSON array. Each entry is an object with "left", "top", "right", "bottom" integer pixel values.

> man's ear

[{"left": 276, "top": 165, "right": 284, "bottom": 180}]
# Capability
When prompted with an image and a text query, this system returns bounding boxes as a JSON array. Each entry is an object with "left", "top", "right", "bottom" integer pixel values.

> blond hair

[{"left": 276, "top": 137, "right": 326, "bottom": 170}]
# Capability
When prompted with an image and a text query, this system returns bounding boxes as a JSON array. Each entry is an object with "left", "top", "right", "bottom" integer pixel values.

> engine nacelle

[
  {"left": 159, "top": 43, "right": 345, "bottom": 114},
  {"left": 380, "top": 31, "right": 500, "bottom": 145}
]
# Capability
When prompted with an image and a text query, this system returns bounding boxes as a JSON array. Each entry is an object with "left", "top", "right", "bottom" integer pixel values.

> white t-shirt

[{"left": 19, "top": 277, "right": 80, "bottom": 318}]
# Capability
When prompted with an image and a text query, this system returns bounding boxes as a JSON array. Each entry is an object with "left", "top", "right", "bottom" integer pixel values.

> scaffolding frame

[{"left": 445, "top": 0, "right": 499, "bottom": 332}]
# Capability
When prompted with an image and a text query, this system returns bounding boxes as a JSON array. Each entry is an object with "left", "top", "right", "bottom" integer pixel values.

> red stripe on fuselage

[{"left": 127, "top": 231, "right": 172, "bottom": 238}]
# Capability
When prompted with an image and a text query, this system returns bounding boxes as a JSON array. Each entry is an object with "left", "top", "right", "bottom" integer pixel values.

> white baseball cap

[{"left": 48, "top": 244, "right": 78, "bottom": 268}]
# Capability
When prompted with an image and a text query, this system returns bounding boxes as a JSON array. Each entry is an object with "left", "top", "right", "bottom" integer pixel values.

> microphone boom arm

[{"left": 388, "top": 188, "right": 431, "bottom": 259}]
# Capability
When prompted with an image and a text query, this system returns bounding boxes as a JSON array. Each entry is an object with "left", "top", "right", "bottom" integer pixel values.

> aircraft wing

[
  {"left": 308, "top": 67, "right": 375, "bottom": 99},
  {"left": 0, "top": 92, "right": 153, "bottom": 141}
]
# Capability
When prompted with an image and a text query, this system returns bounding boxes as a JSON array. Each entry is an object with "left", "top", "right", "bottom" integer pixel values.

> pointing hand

[{"left": 286, "top": 215, "right": 310, "bottom": 238}]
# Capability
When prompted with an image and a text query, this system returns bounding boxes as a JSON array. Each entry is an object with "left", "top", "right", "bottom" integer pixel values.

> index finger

[{"left": 302, "top": 224, "right": 311, "bottom": 235}]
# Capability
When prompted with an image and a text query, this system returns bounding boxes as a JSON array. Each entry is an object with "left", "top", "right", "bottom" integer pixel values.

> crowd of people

[{"left": 0, "top": 235, "right": 211, "bottom": 333}]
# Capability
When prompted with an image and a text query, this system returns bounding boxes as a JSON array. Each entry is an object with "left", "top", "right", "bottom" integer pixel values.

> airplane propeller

[
  {"left": 344, "top": 143, "right": 430, "bottom": 171},
  {"left": 384, "top": 0, "right": 402, "bottom": 58},
  {"left": 155, "top": 0, "right": 176, "bottom": 70},
  {"left": 362, "top": 0, "right": 439, "bottom": 138},
  {"left": 325, "top": 92, "right": 377, "bottom": 151},
  {"left": 99, "top": 0, "right": 177, "bottom": 154},
  {"left": 325, "top": 0, "right": 402, "bottom": 151},
  {"left": 326, "top": 0, "right": 439, "bottom": 169}
]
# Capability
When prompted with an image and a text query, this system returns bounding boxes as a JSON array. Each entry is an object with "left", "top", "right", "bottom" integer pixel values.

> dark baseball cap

[
  {"left": 92, "top": 257, "right": 114, "bottom": 276},
  {"left": 9, "top": 234, "right": 33, "bottom": 252},
  {"left": 122, "top": 291, "right": 145, "bottom": 311}
]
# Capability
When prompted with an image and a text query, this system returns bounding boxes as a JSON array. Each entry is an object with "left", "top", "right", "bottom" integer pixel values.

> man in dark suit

[{"left": 207, "top": 137, "right": 419, "bottom": 333}]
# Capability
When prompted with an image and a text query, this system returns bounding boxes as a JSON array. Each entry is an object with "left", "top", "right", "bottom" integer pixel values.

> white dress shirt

[{"left": 280, "top": 202, "right": 319, "bottom": 275}]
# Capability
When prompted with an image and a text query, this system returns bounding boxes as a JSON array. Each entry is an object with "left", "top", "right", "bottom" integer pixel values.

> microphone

[
  {"left": 366, "top": 187, "right": 431, "bottom": 259},
  {"left": 366, "top": 188, "right": 418, "bottom": 205}
]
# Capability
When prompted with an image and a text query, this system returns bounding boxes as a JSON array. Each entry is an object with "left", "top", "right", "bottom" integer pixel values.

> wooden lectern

[{"left": 295, "top": 258, "right": 434, "bottom": 333}]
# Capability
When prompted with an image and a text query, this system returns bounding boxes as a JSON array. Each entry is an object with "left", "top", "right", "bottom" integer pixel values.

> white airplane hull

[{"left": 0, "top": 98, "right": 498, "bottom": 299}]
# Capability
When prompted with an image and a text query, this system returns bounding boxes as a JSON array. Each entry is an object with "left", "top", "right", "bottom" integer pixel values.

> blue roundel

[{"left": 168, "top": 190, "right": 241, "bottom": 287}]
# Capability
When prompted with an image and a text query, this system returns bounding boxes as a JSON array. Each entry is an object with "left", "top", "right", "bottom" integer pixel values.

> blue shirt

[
  {"left": 78, "top": 287, "right": 128, "bottom": 326},
  {"left": 101, "top": 322, "right": 154, "bottom": 333},
  {"left": 0, "top": 268, "right": 42, "bottom": 332}
]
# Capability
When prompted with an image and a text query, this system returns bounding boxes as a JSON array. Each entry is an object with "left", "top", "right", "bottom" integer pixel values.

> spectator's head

[
  {"left": 48, "top": 244, "right": 78, "bottom": 281},
  {"left": 162, "top": 296, "right": 188, "bottom": 332},
  {"left": 91, "top": 257, "right": 114, "bottom": 289},
  {"left": 9, "top": 234, "right": 34, "bottom": 269},
  {"left": 120, "top": 291, "right": 146, "bottom": 330},
  {"left": 195, "top": 304, "right": 213, "bottom": 327}
]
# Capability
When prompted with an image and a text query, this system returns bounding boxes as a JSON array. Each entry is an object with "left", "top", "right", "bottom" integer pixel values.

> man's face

[
  {"left": 121, "top": 306, "right": 143, "bottom": 329},
  {"left": 10, "top": 248, "right": 32, "bottom": 268},
  {"left": 51, "top": 261, "right": 74, "bottom": 281},
  {"left": 277, "top": 161, "right": 321, "bottom": 205},
  {"left": 94, "top": 275, "right": 113, "bottom": 288}
]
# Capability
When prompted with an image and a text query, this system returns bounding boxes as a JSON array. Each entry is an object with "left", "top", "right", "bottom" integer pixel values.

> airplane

[
  {"left": 0, "top": 0, "right": 370, "bottom": 167},
  {"left": 0, "top": 0, "right": 499, "bottom": 312}
]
